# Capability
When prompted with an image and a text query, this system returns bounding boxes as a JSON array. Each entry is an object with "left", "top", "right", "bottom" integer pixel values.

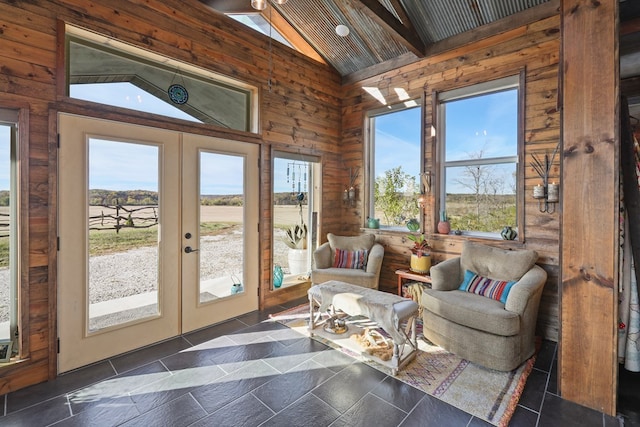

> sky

[
  {"left": 443, "top": 90, "right": 518, "bottom": 194},
  {"left": 374, "top": 106, "right": 422, "bottom": 188},
  {"left": 445, "top": 90, "right": 517, "bottom": 162},
  {"left": 71, "top": 83, "right": 199, "bottom": 123},
  {"left": 273, "top": 157, "right": 310, "bottom": 194},
  {"left": 89, "top": 139, "right": 244, "bottom": 195}
]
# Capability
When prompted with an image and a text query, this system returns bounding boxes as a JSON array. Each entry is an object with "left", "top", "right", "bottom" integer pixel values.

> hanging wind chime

[{"left": 286, "top": 161, "right": 307, "bottom": 195}]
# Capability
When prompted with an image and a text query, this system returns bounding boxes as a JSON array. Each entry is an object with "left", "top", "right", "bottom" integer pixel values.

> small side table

[{"left": 395, "top": 269, "right": 432, "bottom": 296}]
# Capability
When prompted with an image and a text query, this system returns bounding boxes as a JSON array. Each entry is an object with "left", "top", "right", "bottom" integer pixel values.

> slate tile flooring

[{"left": 0, "top": 299, "right": 626, "bottom": 426}]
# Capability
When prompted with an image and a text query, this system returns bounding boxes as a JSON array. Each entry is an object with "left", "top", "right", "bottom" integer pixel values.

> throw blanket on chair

[{"left": 405, "top": 282, "right": 426, "bottom": 317}]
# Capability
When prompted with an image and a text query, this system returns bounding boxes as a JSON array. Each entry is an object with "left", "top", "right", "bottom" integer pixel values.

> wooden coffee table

[{"left": 395, "top": 269, "right": 432, "bottom": 296}]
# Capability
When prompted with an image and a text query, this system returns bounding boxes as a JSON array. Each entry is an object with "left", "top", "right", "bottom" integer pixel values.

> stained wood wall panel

[
  {"left": 559, "top": 0, "right": 618, "bottom": 415},
  {"left": 0, "top": 0, "right": 342, "bottom": 392},
  {"left": 341, "top": 14, "right": 562, "bottom": 341}
]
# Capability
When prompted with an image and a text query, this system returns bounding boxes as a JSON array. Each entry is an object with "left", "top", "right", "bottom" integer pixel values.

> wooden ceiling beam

[{"left": 355, "top": 0, "right": 425, "bottom": 57}]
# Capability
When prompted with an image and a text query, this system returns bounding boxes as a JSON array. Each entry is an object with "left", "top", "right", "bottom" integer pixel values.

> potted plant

[
  {"left": 283, "top": 193, "right": 309, "bottom": 275},
  {"left": 437, "top": 210, "right": 450, "bottom": 234},
  {"left": 407, "top": 233, "right": 431, "bottom": 274},
  {"left": 283, "top": 223, "right": 307, "bottom": 250}
]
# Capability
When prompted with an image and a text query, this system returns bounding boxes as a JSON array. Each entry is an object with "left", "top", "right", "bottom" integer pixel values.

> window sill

[{"left": 430, "top": 232, "right": 525, "bottom": 248}]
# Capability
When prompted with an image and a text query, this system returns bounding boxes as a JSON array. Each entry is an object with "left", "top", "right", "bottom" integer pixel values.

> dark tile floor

[{"left": 0, "top": 299, "right": 626, "bottom": 426}]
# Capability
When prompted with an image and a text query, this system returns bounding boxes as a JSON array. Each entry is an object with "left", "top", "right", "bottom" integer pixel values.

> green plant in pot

[
  {"left": 283, "top": 223, "right": 308, "bottom": 249},
  {"left": 407, "top": 233, "right": 431, "bottom": 274},
  {"left": 283, "top": 192, "right": 309, "bottom": 275}
]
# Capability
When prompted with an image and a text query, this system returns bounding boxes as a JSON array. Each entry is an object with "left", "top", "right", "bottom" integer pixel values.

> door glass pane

[
  {"left": 0, "top": 123, "right": 14, "bottom": 341},
  {"left": 88, "top": 138, "right": 160, "bottom": 332},
  {"left": 199, "top": 152, "right": 245, "bottom": 302},
  {"left": 273, "top": 155, "right": 317, "bottom": 289}
]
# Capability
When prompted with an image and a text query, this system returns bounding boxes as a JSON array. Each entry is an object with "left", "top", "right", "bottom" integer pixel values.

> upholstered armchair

[
  {"left": 311, "top": 233, "right": 384, "bottom": 289},
  {"left": 421, "top": 241, "right": 547, "bottom": 371}
]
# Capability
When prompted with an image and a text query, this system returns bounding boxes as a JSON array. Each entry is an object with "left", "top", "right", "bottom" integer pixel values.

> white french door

[
  {"left": 57, "top": 114, "right": 258, "bottom": 372},
  {"left": 181, "top": 133, "right": 259, "bottom": 332}
]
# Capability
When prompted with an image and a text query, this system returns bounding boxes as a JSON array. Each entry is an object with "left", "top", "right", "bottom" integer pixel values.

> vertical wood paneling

[{"left": 559, "top": 0, "right": 618, "bottom": 415}]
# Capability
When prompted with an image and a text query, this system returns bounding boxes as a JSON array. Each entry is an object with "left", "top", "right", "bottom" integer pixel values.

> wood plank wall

[
  {"left": 560, "top": 0, "right": 618, "bottom": 415},
  {"left": 340, "top": 14, "right": 562, "bottom": 342},
  {"left": 0, "top": 0, "right": 342, "bottom": 393}
]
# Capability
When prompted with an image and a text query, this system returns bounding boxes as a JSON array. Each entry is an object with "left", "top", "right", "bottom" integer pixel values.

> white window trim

[
  {"left": 437, "top": 75, "right": 521, "bottom": 237},
  {"left": 365, "top": 99, "right": 423, "bottom": 230}
]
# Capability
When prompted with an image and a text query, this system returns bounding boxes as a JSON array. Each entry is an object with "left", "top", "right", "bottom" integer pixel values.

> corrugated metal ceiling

[
  {"left": 205, "top": 0, "right": 553, "bottom": 78},
  {"left": 272, "top": 0, "right": 550, "bottom": 76}
]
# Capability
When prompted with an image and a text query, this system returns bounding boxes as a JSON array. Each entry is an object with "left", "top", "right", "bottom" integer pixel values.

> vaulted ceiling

[
  {"left": 203, "top": 0, "right": 557, "bottom": 83},
  {"left": 204, "top": 0, "right": 640, "bottom": 86}
]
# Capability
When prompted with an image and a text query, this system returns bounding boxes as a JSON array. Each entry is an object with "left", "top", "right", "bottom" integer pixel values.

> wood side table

[{"left": 395, "top": 269, "right": 432, "bottom": 296}]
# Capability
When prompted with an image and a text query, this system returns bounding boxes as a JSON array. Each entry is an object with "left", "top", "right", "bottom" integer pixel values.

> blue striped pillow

[
  {"left": 458, "top": 270, "right": 516, "bottom": 304},
  {"left": 333, "top": 249, "right": 368, "bottom": 269}
]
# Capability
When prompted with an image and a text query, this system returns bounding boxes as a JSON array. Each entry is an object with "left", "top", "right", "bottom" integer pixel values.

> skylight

[{"left": 229, "top": 14, "right": 292, "bottom": 48}]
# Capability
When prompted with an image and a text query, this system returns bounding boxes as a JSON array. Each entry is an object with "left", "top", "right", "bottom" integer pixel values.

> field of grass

[
  {"left": 446, "top": 193, "right": 516, "bottom": 232},
  {"left": 88, "top": 222, "right": 240, "bottom": 256}
]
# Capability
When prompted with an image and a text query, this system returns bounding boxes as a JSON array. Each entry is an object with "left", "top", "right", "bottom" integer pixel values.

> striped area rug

[{"left": 270, "top": 304, "right": 535, "bottom": 427}]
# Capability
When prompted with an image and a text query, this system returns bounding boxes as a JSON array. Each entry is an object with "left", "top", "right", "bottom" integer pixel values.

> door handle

[{"left": 184, "top": 246, "right": 199, "bottom": 253}]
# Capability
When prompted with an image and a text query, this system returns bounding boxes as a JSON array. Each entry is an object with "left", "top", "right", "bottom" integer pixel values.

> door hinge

[
  {"left": 57, "top": 134, "right": 60, "bottom": 148},
  {"left": 57, "top": 236, "right": 60, "bottom": 251},
  {"left": 57, "top": 338, "right": 60, "bottom": 354}
]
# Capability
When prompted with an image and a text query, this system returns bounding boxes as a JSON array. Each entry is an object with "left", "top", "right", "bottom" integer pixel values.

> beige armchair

[
  {"left": 311, "top": 233, "right": 384, "bottom": 289},
  {"left": 421, "top": 241, "right": 547, "bottom": 371}
]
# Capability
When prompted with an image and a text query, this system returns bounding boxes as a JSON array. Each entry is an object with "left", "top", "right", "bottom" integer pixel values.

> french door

[{"left": 57, "top": 114, "right": 258, "bottom": 373}]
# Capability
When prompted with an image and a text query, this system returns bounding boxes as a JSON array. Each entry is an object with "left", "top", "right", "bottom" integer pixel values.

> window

[
  {"left": 229, "top": 14, "right": 292, "bottom": 47},
  {"left": 66, "top": 26, "right": 257, "bottom": 132},
  {"left": 438, "top": 76, "right": 520, "bottom": 236},
  {"left": 0, "top": 108, "right": 19, "bottom": 359},
  {"left": 367, "top": 101, "right": 422, "bottom": 228}
]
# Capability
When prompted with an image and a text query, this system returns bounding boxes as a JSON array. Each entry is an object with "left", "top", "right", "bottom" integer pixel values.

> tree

[
  {"left": 450, "top": 149, "right": 516, "bottom": 232},
  {"left": 453, "top": 150, "right": 495, "bottom": 221},
  {"left": 374, "top": 166, "right": 419, "bottom": 226}
]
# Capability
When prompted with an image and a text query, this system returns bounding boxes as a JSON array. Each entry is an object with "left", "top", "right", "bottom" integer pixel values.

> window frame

[
  {"left": 365, "top": 99, "right": 424, "bottom": 231},
  {"left": 64, "top": 24, "right": 259, "bottom": 134},
  {"left": 435, "top": 73, "right": 525, "bottom": 240},
  {"left": 0, "top": 105, "right": 29, "bottom": 364}
]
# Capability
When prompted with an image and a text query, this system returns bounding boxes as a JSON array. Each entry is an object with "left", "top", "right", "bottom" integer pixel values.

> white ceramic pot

[{"left": 288, "top": 248, "right": 308, "bottom": 275}]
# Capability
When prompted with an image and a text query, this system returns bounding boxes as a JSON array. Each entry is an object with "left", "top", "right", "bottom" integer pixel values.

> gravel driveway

[{"left": 0, "top": 227, "right": 292, "bottom": 322}]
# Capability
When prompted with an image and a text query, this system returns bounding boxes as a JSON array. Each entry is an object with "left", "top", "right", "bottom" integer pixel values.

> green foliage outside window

[{"left": 374, "top": 166, "right": 419, "bottom": 226}]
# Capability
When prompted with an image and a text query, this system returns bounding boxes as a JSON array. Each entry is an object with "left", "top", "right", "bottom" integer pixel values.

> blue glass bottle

[{"left": 273, "top": 265, "right": 284, "bottom": 288}]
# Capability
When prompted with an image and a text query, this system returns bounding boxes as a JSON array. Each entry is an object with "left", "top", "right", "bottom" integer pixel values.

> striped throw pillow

[
  {"left": 333, "top": 249, "right": 368, "bottom": 269},
  {"left": 458, "top": 270, "right": 516, "bottom": 304}
]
